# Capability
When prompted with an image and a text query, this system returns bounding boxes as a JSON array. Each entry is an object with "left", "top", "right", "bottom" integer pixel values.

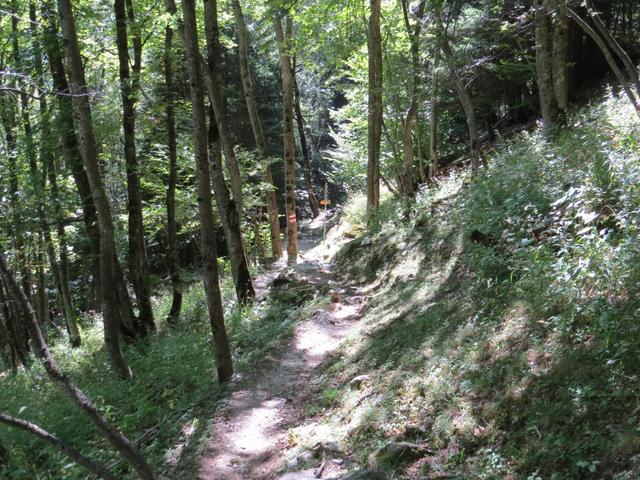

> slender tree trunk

[
  {"left": 429, "top": 38, "right": 440, "bottom": 178},
  {"left": 114, "top": 0, "right": 155, "bottom": 334},
  {"left": 3, "top": 6, "right": 31, "bottom": 301},
  {"left": 567, "top": 8, "right": 640, "bottom": 120},
  {"left": 42, "top": 0, "right": 101, "bottom": 307},
  {"left": 0, "top": 280, "right": 30, "bottom": 368},
  {"left": 550, "top": 0, "right": 569, "bottom": 115},
  {"left": 0, "top": 414, "right": 117, "bottom": 480},
  {"left": 163, "top": 0, "right": 182, "bottom": 323},
  {"left": 13, "top": 11, "right": 50, "bottom": 328},
  {"left": 400, "top": 0, "right": 426, "bottom": 196},
  {"left": 366, "top": 0, "right": 383, "bottom": 224},
  {"left": 274, "top": 15, "right": 298, "bottom": 265},
  {"left": 30, "top": 1, "right": 80, "bottom": 346},
  {"left": 202, "top": 0, "right": 255, "bottom": 303},
  {"left": 230, "top": 0, "right": 282, "bottom": 258},
  {"left": 0, "top": 252, "right": 156, "bottom": 480},
  {"left": 292, "top": 59, "right": 321, "bottom": 217},
  {"left": 181, "top": 0, "right": 234, "bottom": 383},
  {"left": 57, "top": 0, "right": 132, "bottom": 379},
  {"left": 199, "top": 0, "right": 244, "bottom": 214},
  {"left": 586, "top": 0, "right": 640, "bottom": 99},
  {"left": 441, "top": 36, "right": 481, "bottom": 173},
  {"left": 535, "top": 0, "right": 560, "bottom": 132}
]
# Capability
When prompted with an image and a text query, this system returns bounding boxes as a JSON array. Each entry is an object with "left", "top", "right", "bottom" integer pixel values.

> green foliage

[
  {"left": 0, "top": 269, "right": 315, "bottom": 478},
  {"left": 325, "top": 93, "right": 640, "bottom": 479}
]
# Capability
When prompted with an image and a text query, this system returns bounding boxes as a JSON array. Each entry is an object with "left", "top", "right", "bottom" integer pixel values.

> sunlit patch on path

[{"left": 197, "top": 214, "right": 362, "bottom": 479}]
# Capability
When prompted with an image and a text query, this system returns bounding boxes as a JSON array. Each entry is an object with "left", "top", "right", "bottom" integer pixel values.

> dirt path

[{"left": 197, "top": 215, "right": 364, "bottom": 480}]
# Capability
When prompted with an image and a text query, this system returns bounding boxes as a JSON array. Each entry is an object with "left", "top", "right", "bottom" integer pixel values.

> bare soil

[{"left": 197, "top": 215, "right": 364, "bottom": 480}]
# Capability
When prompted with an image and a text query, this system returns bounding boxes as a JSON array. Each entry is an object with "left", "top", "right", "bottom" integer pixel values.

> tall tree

[
  {"left": 399, "top": 0, "right": 426, "bottom": 196},
  {"left": 439, "top": 12, "right": 481, "bottom": 173},
  {"left": 30, "top": 0, "right": 80, "bottom": 346},
  {"left": 41, "top": 0, "right": 102, "bottom": 308},
  {"left": 199, "top": 3, "right": 244, "bottom": 214},
  {"left": 180, "top": 0, "right": 234, "bottom": 382},
  {"left": 202, "top": 0, "right": 255, "bottom": 303},
  {"left": 114, "top": 0, "right": 155, "bottom": 333},
  {"left": 230, "top": 0, "right": 283, "bottom": 258},
  {"left": 274, "top": 14, "right": 298, "bottom": 265},
  {"left": 57, "top": 0, "right": 133, "bottom": 379},
  {"left": 429, "top": 35, "right": 441, "bottom": 178},
  {"left": 534, "top": 0, "right": 569, "bottom": 132},
  {"left": 366, "top": 0, "right": 383, "bottom": 224},
  {"left": 163, "top": 0, "right": 182, "bottom": 322},
  {"left": 292, "top": 58, "right": 321, "bottom": 217}
]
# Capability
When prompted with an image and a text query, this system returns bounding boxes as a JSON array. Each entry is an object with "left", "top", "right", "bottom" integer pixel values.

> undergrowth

[
  {"left": 324, "top": 92, "right": 640, "bottom": 479},
  {"left": 0, "top": 268, "right": 311, "bottom": 479}
]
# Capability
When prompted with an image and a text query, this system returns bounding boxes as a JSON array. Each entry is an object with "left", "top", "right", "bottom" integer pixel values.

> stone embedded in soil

[
  {"left": 337, "top": 470, "right": 386, "bottom": 480},
  {"left": 349, "top": 375, "right": 370, "bottom": 389},
  {"left": 368, "top": 441, "right": 428, "bottom": 468}
]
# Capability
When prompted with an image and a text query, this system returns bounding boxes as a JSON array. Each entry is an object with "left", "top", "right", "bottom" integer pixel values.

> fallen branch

[{"left": 0, "top": 413, "right": 117, "bottom": 480}]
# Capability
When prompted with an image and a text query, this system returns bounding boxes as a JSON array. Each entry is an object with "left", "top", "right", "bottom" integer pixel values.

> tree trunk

[
  {"left": 57, "top": 0, "right": 133, "bottom": 380},
  {"left": 586, "top": 0, "right": 640, "bottom": 99},
  {"left": 114, "top": 0, "right": 155, "bottom": 335},
  {"left": 0, "top": 414, "right": 117, "bottom": 480},
  {"left": 202, "top": 0, "right": 255, "bottom": 303},
  {"left": 429, "top": 40, "right": 441, "bottom": 178},
  {"left": 0, "top": 252, "right": 156, "bottom": 480},
  {"left": 274, "top": 15, "right": 298, "bottom": 265},
  {"left": 42, "top": 0, "right": 101, "bottom": 307},
  {"left": 567, "top": 8, "right": 640, "bottom": 120},
  {"left": 0, "top": 279, "right": 30, "bottom": 368},
  {"left": 535, "top": 0, "right": 562, "bottom": 132},
  {"left": 400, "top": 0, "right": 426, "bottom": 196},
  {"left": 181, "top": 0, "right": 234, "bottom": 383},
  {"left": 366, "top": 0, "right": 383, "bottom": 224},
  {"left": 292, "top": 59, "right": 321, "bottom": 217},
  {"left": 230, "top": 0, "right": 282, "bottom": 258},
  {"left": 2, "top": 8, "right": 31, "bottom": 302},
  {"left": 199, "top": 0, "right": 244, "bottom": 214},
  {"left": 550, "top": 0, "right": 569, "bottom": 115},
  {"left": 27, "top": 0, "right": 74, "bottom": 341},
  {"left": 441, "top": 36, "right": 481, "bottom": 173},
  {"left": 163, "top": 0, "right": 182, "bottom": 323}
]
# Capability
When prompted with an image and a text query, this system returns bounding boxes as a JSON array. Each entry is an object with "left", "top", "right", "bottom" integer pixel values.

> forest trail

[{"left": 198, "top": 214, "right": 365, "bottom": 480}]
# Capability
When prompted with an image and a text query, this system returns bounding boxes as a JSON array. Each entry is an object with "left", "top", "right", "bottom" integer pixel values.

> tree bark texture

[
  {"left": 57, "top": 0, "right": 133, "bottom": 379},
  {"left": 163, "top": 0, "right": 182, "bottom": 323},
  {"left": 230, "top": 0, "right": 282, "bottom": 258},
  {"left": 181, "top": 0, "right": 234, "bottom": 383},
  {"left": 274, "top": 15, "right": 298, "bottom": 265},
  {"left": 42, "top": 0, "right": 101, "bottom": 307},
  {"left": 366, "top": 0, "right": 383, "bottom": 224},
  {"left": 203, "top": 0, "right": 255, "bottom": 303},
  {"left": 400, "top": 0, "right": 426, "bottom": 196},
  {"left": 429, "top": 39, "right": 441, "bottom": 178},
  {"left": 201, "top": 0, "right": 244, "bottom": 214},
  {"left": 114, "top": 0, "right": 156, "bottom": 334}
]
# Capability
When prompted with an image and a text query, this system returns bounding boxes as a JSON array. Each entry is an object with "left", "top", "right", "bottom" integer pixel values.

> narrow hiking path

[{"left": 198, "top": 214, "right": 366, "bottom": 480}]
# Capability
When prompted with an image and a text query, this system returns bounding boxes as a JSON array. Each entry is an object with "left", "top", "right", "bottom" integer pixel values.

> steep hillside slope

[{"left": 294, "top": 92, "right": 640, "bottom": 479}]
